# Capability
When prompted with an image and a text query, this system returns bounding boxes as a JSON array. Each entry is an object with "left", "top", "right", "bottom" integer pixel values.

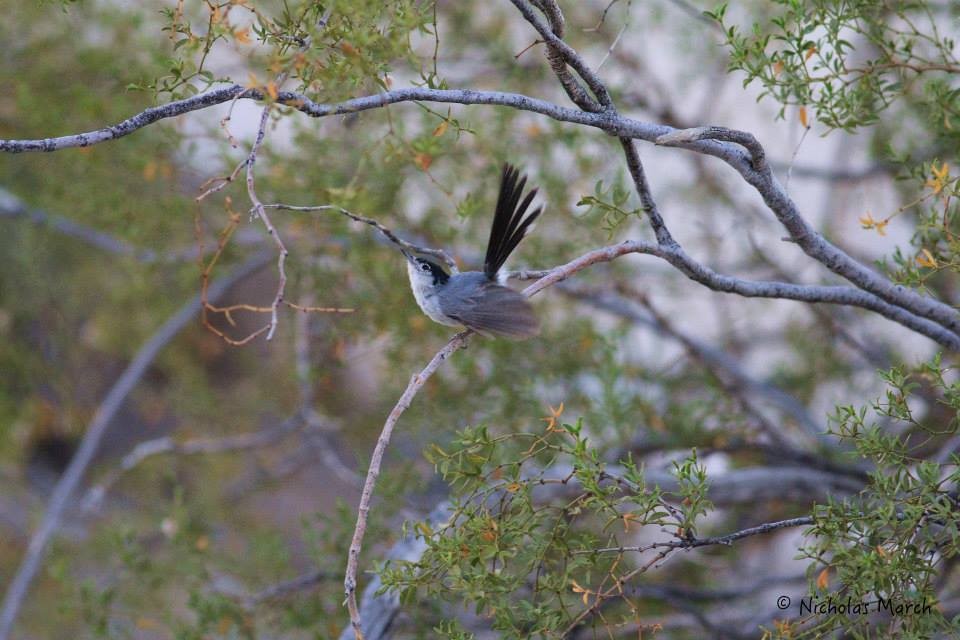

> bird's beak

[{"left": 400, "top": 248, "right": 415, "bottom": 263}]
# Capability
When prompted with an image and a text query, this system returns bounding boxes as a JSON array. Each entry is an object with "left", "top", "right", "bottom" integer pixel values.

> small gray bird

[{"left": 403, "top": 163, "right": 542, "bottom": 339}]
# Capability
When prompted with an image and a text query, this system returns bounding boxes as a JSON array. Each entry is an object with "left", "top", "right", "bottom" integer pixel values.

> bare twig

[
  {"left": 263, "top": 203, "right": 458, "bottom": 271},
  {"left": 245, "top": 106, "right": 288, "bottom": 341},
  {"left": 0, "top": 251, "right": 272, "bottom": 640},
  {"left": 580, "top": 516, "right": 815, "bottom": 555},
  {"left": 340, "top": 501, "right": 452, "bottom": 640},
  {"left": 81, "top": 413, "right": 303, "bottom": 513},
  {"left": 343, "top": 333, "right": 471, "bottom": 638},
  {"left": 619, "top": 138, "right": 677, "bottom": 246},
  {"left": 563, "top": 517, "right": 814, "bottom": 634},
  {"left": 247, "top": 569, "right": 332, "bottom": 607}
]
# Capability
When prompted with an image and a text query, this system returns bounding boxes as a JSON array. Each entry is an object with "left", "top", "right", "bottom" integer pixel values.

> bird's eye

[{"left": 420, "top": 263, "right": 430, "bottom": 272}]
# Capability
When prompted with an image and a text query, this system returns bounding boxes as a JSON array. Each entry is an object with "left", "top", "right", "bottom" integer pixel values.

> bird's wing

[
  {"left": 444, "top": 281, "right": 540, "bottom": 339},
  {"left": 483, "top": 164, "right": 543, "bottom": 279}
]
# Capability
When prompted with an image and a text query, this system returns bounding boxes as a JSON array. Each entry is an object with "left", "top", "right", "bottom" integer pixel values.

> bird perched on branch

[{"left": 402, "top": 163, "right": 543, "bottom": 339}]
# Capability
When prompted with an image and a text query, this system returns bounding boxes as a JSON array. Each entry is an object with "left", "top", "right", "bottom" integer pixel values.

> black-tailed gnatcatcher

[{"left": 402, "top": 163, "right": 542, "bottom": 339}]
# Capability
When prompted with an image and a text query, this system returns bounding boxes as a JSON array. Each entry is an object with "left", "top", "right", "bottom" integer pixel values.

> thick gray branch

[
  {"left": 515, "top": 240, "right": 959, "bottom": 349},
  {"left": 4, "top": 85, "right": 953, "bottom": 341}
]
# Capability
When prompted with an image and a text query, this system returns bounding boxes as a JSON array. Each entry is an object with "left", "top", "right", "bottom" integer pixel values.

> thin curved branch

[
  {"left": 582, "top": 516, "right": 815, "bottom": 555},
  {"left": 262, "top": 203, "right": 458, "bottom": 271},
  {"left": 81, "top": 413, "right": 304, "bottom": 513},
  {"left": 245, "top": 106, "right": 288, "bottom": 341},
  {"left": 344, "top": 332, "right": 471, "bottom": 638},
  {"left": 340, "top": 501, "right": 453, "bottom": 640},
  {"left": 658, "top": 126, "right": 768, "bottom": 173}
]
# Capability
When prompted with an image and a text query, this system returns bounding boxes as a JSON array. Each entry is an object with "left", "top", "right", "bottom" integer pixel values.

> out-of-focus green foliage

[{"left": 3, "top": 1, "right": 960, "bottom": 639}]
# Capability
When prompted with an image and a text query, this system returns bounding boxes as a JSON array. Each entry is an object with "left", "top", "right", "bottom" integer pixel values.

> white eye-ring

[{"left": 420, "top": 263, "right": 430, "bottom": 272}]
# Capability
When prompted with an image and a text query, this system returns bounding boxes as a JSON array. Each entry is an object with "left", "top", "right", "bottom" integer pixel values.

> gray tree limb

[{"left": 3, "top": 84, "right": 955, "bottom": 344}]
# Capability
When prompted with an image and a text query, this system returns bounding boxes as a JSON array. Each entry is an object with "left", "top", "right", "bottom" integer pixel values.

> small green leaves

[
  {"left": 712, "top": 0, "right": 960, "bottom": 134},
  {"left": 576, "top": 177, "right": 639, "bottom": 233},
  {"left": 804, "top": 358, "right": 960, "bottom": 637}
]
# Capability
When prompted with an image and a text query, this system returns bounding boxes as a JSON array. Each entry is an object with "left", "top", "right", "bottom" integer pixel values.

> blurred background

[{"left": 2, "top": 1, "right": 958, "bottom": 638}]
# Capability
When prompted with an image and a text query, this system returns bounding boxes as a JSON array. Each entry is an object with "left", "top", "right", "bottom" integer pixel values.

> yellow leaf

[
  {"left": 859, "top": 212, "right": 888, "bottom": 236},
  {"left": 136, "top": 617, "right": 159, "bottom": 630},
  {"left": 542, "top": 402, "right": 565, "bottom": 432},
  {"left": 932, "top": 161, "right": 950, "bottom": 181},
  {"left": 340, "top": 41, "right": 359, "bottom": 57},
  {"left": 432, "top": 120, "right": 449, "bottom": 137},
  {"left": 772, "top": 60, "right": 784, "bottom": 76},
  {"left": 142, "top": 161, "right": 157, "bottom": 181},
  {"left": 234, "top": 27, "right": 251, "bottom": 45},
  {"left": 266, "top": 81, "right": 278, "bottom": 100},
  {"left": 570, "top": 580, "right": 591, "bottom": 605},
  {"left": 505, "top": 482, "right": 522, "bottom": 493},
  {"left": 916, "top": 249, "right": 938, "bottom": 269},
  {"left": 246, "top": 72, "right": 260, "bottom": 89},
  {"left": 805, "top": 46, "right": 817, "bottom": 61},
  {"left": 799, "top": 106, "right": 809, "bottom": 128},
  {"left": 217, "top": 617, "right": 233, "bottom": 634},
  {"left": 816, "top": 567, "right": 829, "bottom": 590},
  {"left": 926, "top": 161, "right": 950, "bottom": 194}
]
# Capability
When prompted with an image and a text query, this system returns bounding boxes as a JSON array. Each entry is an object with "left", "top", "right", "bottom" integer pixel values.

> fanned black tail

[{"left": 483, "top": 163, "right": 542, "bottom": 279}]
